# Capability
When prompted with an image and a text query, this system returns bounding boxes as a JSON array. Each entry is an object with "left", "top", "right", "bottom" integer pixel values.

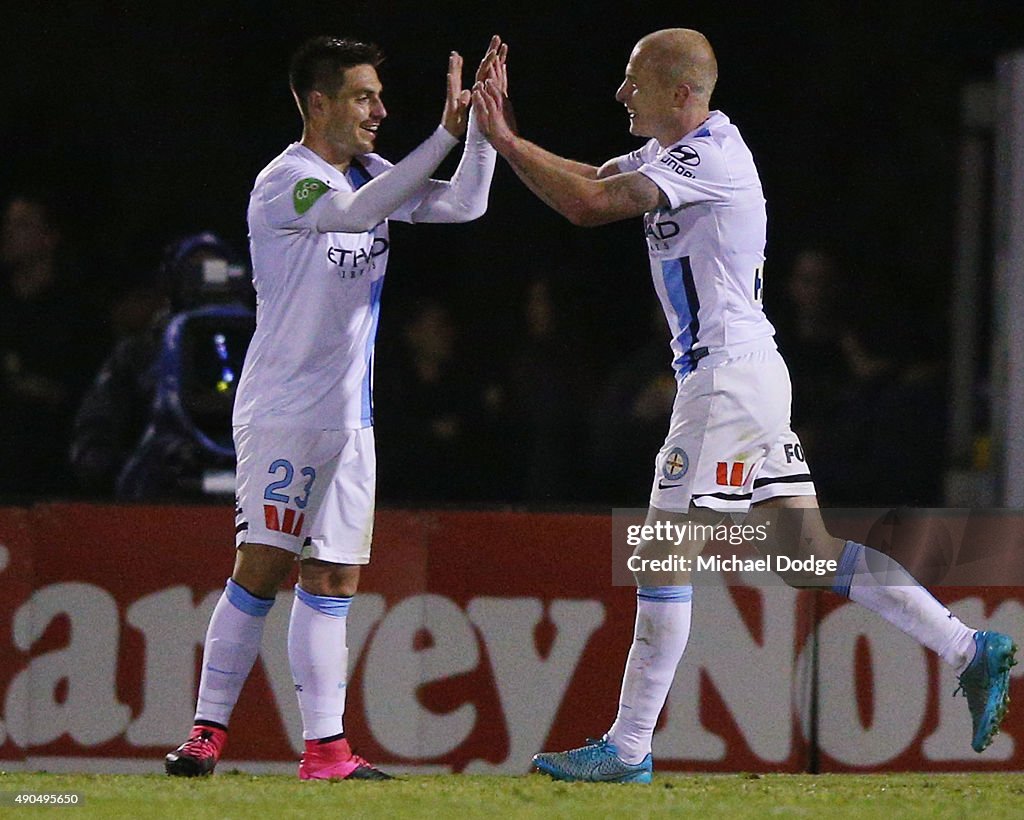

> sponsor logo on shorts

[
  {"left": 784, "top": 443, "right": 806, "bottom": 464},
  {"left": 264, "top": 504, "right": 305, "bottom": 537},
  {"left": 717, "top": 461, "right": 747, "bottom": 487},
  {"left": 661, "top": 447, "right": 689, "bottom": 483}
]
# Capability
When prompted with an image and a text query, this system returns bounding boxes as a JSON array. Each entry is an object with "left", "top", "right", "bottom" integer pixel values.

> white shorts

[
  {"left": 234, "top": 425, "right": 375, "bottom": 564},
  {"left": 650, "top": 347, "right": 816, "bottom": 513}
]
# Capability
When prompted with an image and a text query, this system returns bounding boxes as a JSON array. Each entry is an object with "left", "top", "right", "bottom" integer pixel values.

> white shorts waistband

[{"left": 691, "top": 337, "right": 778, "bottom": 371}]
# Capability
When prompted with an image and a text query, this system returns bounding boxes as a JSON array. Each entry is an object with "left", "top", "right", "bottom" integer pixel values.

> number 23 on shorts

[{"left": 262, "top": 458, "right": 317, "bottom": 536}]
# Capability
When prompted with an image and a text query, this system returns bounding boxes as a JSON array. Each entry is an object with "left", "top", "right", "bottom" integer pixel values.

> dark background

[
  {"left": 3, "top": 1, "right": 1023, "bottom": 506},
  {"left": 6, "top": 2, "right": 1024, "bottom": 317}
]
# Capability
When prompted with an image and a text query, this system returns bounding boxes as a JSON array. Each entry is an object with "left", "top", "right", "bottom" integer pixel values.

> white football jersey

[
  {"left": 235, "top": 143, "right": 422, "bottom": 430},
  {"left": 620, "top": 111, "right": 775, "bottom": 376}
]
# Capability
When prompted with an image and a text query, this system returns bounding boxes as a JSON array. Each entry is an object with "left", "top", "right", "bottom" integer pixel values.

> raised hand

[
  {"left": 475, "top": 35, "right": 508, "bottom": 95},
  {"left": 471, "top": 78, "right": 516, "bottom": 152},
  {"left": 441, "top": 51, "right": 472, "bottom": 138}
]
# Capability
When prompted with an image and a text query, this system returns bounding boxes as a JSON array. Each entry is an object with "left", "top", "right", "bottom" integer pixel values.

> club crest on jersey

[
  {"left": 662, "top": 447, "right": 689, "bottom": 482},
  {"left": 660, "top": 145, "right": 700, "bottom": 178}
]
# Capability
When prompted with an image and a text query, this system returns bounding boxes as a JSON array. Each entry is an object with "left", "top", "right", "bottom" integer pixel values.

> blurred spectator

[
  {"left": 811, "top": 299, "right": 947, "bottom": 507},
  {"left": 772, "top": 248, "right": 852, "bottom": 454},
  {"left": 503, "top": 278, "right": 585, "bottom": 503},
  {"left": 107, "top": 272, "right": 172, "bottom": 343},
  {"left": 589, "top": 303, "right": 676, "bottom": 505},
  {"left": 0, "top": 193, "right": 108, "bottom": 497},
  {"left": 70, "top": 232, "right": 253, "bottom": 499},
  {"left": 375, "top": 299, "right": 484, "bottom": 503}
]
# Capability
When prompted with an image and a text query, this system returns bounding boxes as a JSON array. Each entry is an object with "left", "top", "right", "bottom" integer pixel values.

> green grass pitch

[{"left": 1, "top": 771, "right": 1022, "bottom": 818}]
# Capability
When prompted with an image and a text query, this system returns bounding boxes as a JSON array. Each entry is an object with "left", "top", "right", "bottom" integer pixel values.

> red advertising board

[{"left": 0, "top": 504, "right": 1020, "bottom": 773}]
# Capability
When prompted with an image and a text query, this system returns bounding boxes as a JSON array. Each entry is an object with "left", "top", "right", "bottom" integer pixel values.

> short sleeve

[{"left": 637, "top": 140, "right": 731, "bottom": 210}]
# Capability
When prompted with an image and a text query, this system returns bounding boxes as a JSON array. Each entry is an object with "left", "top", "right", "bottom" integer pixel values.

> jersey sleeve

[
  {"left": 258, "top": 126, "right": 458, "bottom": 232},
  {"left": 389, "top": 183, "right": 431, "bottom": 223},
  {"left": 359, "top": 153, "right": 464, "bottom": 225},
  {"left": 637, "top": 139, "right": 731, "bottom": 209},
  {"left": 362, "top": 155, "right": 425, "bottom": 224},
  {"left": 606, "top": 140, "right": 656, "bottom": 174},
  {"left": 401, "top": 107, "right": 496, "bottom": 224},
  {"left": 259, "top": 162, "right": 337, "bottom": 231}
]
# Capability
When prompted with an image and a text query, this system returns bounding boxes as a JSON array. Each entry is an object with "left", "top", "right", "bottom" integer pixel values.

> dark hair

[{"left": 289, "top": 36, "right": 384, "bottom": 118}]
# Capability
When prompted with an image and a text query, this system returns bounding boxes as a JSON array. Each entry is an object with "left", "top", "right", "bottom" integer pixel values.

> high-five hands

[
  {"left": 470, "top": 34, "right": 517, "bottom": 149},
  {"left": 472, "top": 76, "right": 516, "bottom": 151},
  {"left": 475, "top": 35, "right": 508, "bottom": 95},
  {"left": 442, "top": 35, "right": 508, "bottom": 139}
]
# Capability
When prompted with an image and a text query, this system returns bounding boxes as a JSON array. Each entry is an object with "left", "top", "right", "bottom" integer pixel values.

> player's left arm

[
  {"left": 407, "top": 37, "right": 507, "bottom": 223},
  {"left": 473, "top": 80, "right": 666, "bottom": 226},
  {"left": 406, "top": 107, "right": 496, "bottom": 223}
]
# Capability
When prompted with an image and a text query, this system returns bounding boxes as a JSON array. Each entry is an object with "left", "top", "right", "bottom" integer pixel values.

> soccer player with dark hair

[
  {"left": 165, "top": 34, "right": 506, "bottom": 780},
  {"left": 472, "top": 28, "right": 1015, "bottom": 782}
]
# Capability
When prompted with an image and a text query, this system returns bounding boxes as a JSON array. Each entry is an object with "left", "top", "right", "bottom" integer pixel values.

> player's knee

[
  {"left": 230, "top": 572, "right": 287, "bottom": 600},
  {"left": 232, "top": 542, "right": 298, "bottom": 598},
  {"left": 630, "top": 538, "right": 693, "bottom": 587},
  {"left": 299, "top": 560, "right": 360, "bottom": 597}
]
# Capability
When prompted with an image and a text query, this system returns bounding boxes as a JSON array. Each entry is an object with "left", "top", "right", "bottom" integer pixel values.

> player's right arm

[
  {"left": 517, "top": 146, "right": 602, "bottom": 180},
  {"left": 474, "top": 44, "right": 603, "bottom": 182},
  {"left": 311, "top": 127, "right": 458, "bottom": 232},
  {"left": 472, "top": 76, "right": 663, "bottom": 223},
  {"left": 265, "top": 53, "right": 476, "bottom": 233}
]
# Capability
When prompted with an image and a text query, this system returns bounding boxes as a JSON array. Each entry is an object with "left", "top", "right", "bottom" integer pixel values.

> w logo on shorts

[
  {"left": 264, "top": 504, "right": 305, "bottom": 536},
  {"left": 716, "top": 461, "right": 746, "bottom": 487}
]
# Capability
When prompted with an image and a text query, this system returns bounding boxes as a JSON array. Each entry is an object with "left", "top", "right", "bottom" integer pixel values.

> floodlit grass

[{"left": 1, "top": 771, "right": 1023, "bottom": 818}]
